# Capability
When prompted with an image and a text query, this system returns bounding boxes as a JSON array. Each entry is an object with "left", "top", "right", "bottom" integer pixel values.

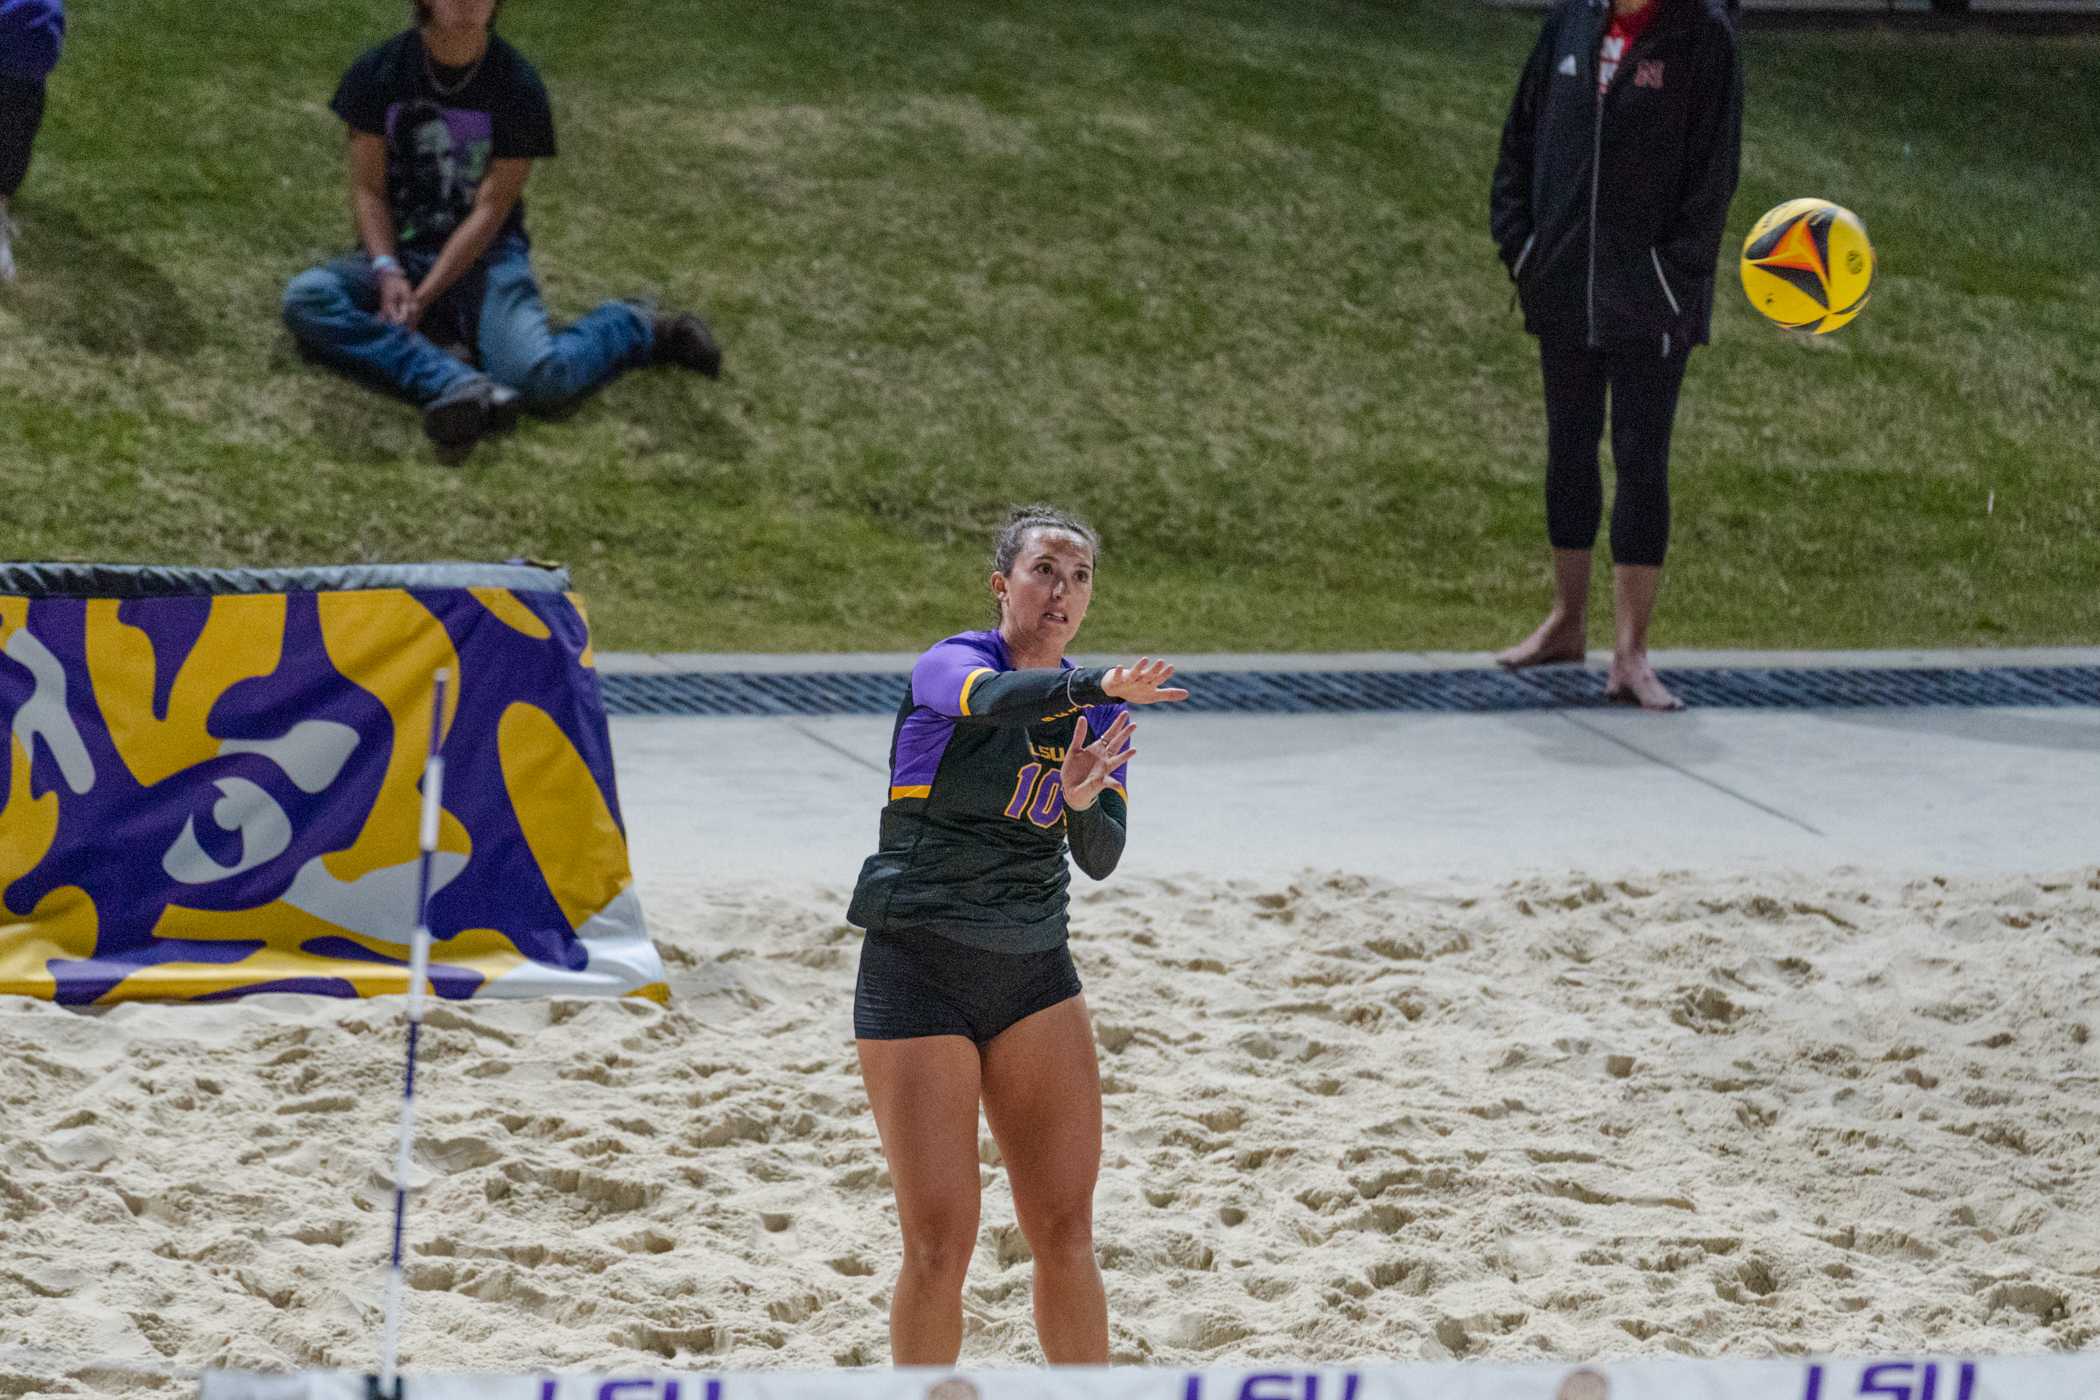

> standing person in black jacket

[{"left": 1490, "top": 0, "right": 1742, "bottom": 710}]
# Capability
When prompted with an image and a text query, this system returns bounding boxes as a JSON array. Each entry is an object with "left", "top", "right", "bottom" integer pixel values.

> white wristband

[{"left": 371, "top": 254, "right": 403, "bottom": 277}]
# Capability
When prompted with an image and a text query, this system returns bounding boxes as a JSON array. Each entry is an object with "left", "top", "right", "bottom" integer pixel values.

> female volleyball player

[
  {"left": 847, "top": 506, "right": 1188, "bottom": 1366},
  {"left": 1489, "top": 0, "right": 1742, "bottom": 709}
]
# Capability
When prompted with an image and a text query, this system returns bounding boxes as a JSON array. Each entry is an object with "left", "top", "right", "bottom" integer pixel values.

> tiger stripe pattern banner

[{"left": 0, "top": 563, "right": 665, "bottom": 1005}]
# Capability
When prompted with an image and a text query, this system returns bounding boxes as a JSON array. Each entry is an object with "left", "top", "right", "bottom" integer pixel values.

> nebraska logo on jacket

[{"left": 1635, "top": 59, "right": 1666, "bottom": 88}]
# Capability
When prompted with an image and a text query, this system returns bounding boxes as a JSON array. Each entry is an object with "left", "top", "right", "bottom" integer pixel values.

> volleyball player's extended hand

[
  {"left": 1101, "top": 657, "right": 1189, "bottom": 706},
  {"left": 1062, "top": 712, "right": 1137, "bottom": 812}
]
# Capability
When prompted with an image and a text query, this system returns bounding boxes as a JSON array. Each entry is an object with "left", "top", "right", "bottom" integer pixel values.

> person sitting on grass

[
  {"left": 281, "top": 0, "right": 723, "bottom": 457},
  {"left": 0, "top": 0, "right": 65, "bottom": 284}
]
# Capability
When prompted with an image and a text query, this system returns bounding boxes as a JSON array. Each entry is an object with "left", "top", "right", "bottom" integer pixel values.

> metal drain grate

[{"left": 600, "top": 665, "right": 2100, "bottom": 718}]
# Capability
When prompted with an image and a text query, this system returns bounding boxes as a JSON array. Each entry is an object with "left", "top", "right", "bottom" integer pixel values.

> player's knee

[
  {"left": 898, "top": 1225, "right": 970, "bottom": 1292},
  {"left": 899, "top": 1215, "right": 976, "bottom": 1285},
  {"left": 1018, "top": 1199, "right": 1095, "bottom": 1263}
]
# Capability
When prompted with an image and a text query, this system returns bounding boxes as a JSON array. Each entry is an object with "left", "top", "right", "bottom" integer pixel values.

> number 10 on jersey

[{"left": 1003, "top": 762, "right": 1066, "bottom": 827}]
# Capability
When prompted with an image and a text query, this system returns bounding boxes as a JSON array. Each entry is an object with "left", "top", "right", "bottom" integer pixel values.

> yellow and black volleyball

[{"left": 1739, "top": 198, "right": 1875, "bottom": 334}]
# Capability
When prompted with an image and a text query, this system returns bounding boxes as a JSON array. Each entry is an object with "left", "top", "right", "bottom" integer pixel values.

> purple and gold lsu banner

[{"left": 0, "top": 562, "right": 666, "bottom": 1005}]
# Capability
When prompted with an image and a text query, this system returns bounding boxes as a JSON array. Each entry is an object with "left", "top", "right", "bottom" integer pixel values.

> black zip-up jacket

[{"left": 1490, "top": 0, "right": 1742, "bottom": 352}]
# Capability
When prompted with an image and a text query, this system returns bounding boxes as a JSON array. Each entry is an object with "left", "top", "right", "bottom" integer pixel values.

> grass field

[{"left": 1, "top": 0, "right": 2094, "bottom": 651}]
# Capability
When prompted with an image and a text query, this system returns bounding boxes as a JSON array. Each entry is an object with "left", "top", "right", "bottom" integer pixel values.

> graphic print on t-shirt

[
  {"left": 1597, "top": 2, "right": 1658, "bottom": 93},
  {"left": 384, "top": 100, "right": 492, "bottom": 247},
  {"left": 1599, "top": 30, "right": 1631, "bottom": 90}
]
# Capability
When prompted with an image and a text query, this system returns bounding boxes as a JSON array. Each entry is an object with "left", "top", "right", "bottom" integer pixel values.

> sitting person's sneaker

[
  {"left": 422, "top": 376, "right": 518, "bottom": 451},
  {"left": 483, "top": 382, "right": 523, "bottom": 433},
  {"left": 652, "top": 311, "right": 723, "bottom": 378}
]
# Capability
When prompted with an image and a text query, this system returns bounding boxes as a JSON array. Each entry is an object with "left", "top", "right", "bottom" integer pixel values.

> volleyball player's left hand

[
  {"left": 1062, "top": 712, "right": 1135, "bottom": 811},
  {"left": 1102, "top": 657, "right": 1189, "bottom": 706}
]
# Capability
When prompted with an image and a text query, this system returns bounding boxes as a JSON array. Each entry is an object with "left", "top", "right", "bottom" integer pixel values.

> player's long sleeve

[
  {"left": 1066, "top": 790, "right": 1127, "bottom": 881},
  {"left": 912, "top": 641, "right": 1112, "bottom": 725}
]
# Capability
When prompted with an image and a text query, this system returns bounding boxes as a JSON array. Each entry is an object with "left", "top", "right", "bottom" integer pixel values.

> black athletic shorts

[{"left": 853, "top": 930, "right": 1082, "bottom": 1045}]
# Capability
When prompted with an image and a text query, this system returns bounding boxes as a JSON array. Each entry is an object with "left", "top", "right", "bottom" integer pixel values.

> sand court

[{"left": 2, "top": 653, "right": 2096, "bottom": 1393}]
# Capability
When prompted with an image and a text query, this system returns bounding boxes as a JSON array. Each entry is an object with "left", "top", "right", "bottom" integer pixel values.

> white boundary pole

[{"left": 377, "top": 669, "right": 448, "bottom": 1399}]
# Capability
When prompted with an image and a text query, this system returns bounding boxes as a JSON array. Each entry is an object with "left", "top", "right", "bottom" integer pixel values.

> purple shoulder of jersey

[
  {"left": 908, "top": 629, "right": 1008, "bottom": 717},
  {"left": 891, "top": 631, "right": 1007, "bottom": 797}
]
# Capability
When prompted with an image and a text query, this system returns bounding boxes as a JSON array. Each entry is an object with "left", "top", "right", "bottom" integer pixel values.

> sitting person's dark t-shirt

[{"left": 329, "top": 30, "right": 556, "bottom": 253}]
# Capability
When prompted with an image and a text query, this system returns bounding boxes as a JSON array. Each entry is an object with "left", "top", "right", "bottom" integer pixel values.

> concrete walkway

[{"left": 606, "top": 650, "right": 2100, "bottom": 888}]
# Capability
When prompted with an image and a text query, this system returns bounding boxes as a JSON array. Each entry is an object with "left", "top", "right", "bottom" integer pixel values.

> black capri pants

[
  {"left": 1540, "top": 339, "right": 1692, "bottom": 569},
  {"left": 0, "top": 73, "right": 47, "bottom": 199}
]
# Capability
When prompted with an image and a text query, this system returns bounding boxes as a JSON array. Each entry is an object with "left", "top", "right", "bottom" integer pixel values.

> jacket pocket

[
  {"left": 1590, "top": 236, "right": 1676, "bottom": 342},
  {"left": 1508, "top": 232, "right": 1539, "bottom": 314},
  {"left": 1649, "top": 246, "right": 1682, "bottom": 319}
]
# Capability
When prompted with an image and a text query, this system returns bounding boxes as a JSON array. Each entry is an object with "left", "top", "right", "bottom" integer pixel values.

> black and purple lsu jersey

[{"left": 847, "top": 629, "right": 1131, "bottom": 954}]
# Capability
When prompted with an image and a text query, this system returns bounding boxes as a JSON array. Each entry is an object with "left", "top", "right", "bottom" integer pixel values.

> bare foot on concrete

[
  {"left": 1496, "top": 614, "right": 1588, "bottom": 670},
  {"left": 1604, "top": 659, "right": 1683, "bottom": 711}
]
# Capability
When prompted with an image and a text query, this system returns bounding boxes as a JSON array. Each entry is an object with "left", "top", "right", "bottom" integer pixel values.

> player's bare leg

[
  {"left": 858, "top": 1034, "right": 984, "bottom": 1364},
  {"left": 981, "top": 994, "right": 1108, "bottom": 1365},
  {"left": 1496, "top": 547, "right": 1592, "bottom": 669},
  {"left": 1605, "top": 562, "right": 1682, "bottom": 710}
]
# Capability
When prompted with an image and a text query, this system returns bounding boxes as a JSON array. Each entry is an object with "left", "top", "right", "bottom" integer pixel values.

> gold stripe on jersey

[{"left": 957, "top": 667, "right": 995, "bottom": 716}]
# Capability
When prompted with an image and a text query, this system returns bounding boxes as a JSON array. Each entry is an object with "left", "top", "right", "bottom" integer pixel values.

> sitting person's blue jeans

[{"left": 281, "top": 234, "right": 653, "bottom": 408}]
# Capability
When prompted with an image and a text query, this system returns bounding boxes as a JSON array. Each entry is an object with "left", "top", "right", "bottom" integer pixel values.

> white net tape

[{"left": 196, "top": 1354, "right": 2093, "bottom": 1400}]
